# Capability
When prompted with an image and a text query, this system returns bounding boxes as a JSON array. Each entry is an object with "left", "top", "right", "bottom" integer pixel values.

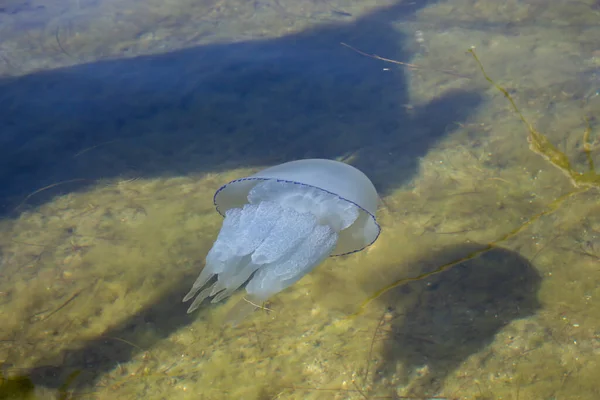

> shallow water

[{"left": 1, "top": 0, "right": 600, "bottom": 399}]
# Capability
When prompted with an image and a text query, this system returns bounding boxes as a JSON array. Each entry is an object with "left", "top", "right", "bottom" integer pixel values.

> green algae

[
  {"left": 0, "top": 365, "right": 81, "bottom": 400},
  {"left": 353, "top": 48, "right": 599, "bottom": 316},
  {"left": 0, "top": 368, "right": 35, "bottom": 400},
  {"left": 468, "top": 48, "right": 599, "bottom": 189}
]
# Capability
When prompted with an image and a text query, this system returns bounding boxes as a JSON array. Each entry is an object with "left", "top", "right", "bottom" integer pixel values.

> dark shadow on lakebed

[
  {"left": 0, "top": 0, "right": 481, "bottom": 217},
  {"left": 373, "top": 243, "right": 542, "bottom": 398}
]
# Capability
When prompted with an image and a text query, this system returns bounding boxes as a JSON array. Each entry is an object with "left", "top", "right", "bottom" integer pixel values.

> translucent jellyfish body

[{"left": 183, "top": 159, "right": 380, "bottom": 323}]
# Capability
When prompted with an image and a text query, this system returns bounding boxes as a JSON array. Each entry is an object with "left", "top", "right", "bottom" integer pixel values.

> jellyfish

[{"left": 183, "top": 158, "right": 380, "bottom": 324}]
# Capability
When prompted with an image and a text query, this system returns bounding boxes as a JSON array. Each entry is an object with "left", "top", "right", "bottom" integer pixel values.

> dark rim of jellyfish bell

[{"left": 212, "top": 177, "right": 381, "bottom": 257}]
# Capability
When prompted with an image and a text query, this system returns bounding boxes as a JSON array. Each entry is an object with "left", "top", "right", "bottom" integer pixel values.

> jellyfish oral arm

[{"left": 182, "top": 180, "right": 359, "bottom": 320}]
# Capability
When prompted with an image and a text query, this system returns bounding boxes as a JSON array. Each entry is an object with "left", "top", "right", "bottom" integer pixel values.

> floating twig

[
  {"left": 14, "top": 179, "right": 88, "bottom": 211},
  {"left": 341, "top": 42, "right": 470, "bottom": 79}
]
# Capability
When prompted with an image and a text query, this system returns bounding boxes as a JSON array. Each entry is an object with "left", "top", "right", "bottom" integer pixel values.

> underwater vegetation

[
  {"left": 468, "top": 49, "right": 599, "bottom": 189},
  {"left": 0, "top": 365, "right": 79, "bottom": 400},
  {"left": 348, "top": 47, "right": 600, "bottom": 315},
  {"left": 0, "top": 367, "right": 34, "bottom": 400}
]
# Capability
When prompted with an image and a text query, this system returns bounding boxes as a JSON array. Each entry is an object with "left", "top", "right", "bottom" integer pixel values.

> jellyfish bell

[
  {"left": 183, "top": 158, "right": 381, "bottom": 324},
  {"left": 214, "top": 159, "right": 380, "bottom": 255}
]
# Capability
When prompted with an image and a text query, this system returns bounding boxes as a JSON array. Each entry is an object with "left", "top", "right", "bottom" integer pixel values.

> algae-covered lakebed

[{"left": 1, "top": 0, "right": 600, "bottom": 399}]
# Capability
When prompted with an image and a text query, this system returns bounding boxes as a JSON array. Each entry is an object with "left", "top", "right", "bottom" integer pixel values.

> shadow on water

[
  {"left": 374, "top": 243, "right": 542, "bottom": 397},
  {"left": 0, "top": 0, "right": 481, "bottom": 216},
  {"left": 0, "top": 0, "right": 489, "bottom": 394}
]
